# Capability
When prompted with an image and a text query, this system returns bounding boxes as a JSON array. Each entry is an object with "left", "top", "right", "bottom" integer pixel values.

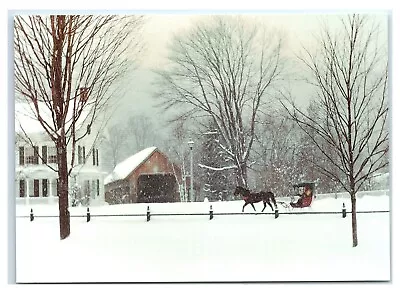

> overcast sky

[
  {"left": 110, "top": 12, "right": 389, "bottom": 129},
  {"left": 139, "top": 13, "right": 388, "bottom": 68}
]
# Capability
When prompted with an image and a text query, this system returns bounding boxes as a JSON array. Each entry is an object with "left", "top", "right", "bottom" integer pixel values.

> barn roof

[{"left": 104, "top": 146, "right": 158, "bottom": 185}]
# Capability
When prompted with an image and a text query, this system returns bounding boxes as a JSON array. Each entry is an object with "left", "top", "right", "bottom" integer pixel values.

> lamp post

[{"left": 188, "top": 139, "right": 194, "bottom": 202}]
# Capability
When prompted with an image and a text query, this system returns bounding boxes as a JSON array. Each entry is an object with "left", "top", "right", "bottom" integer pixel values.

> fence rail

[
  {"left": 18, "top": 205, "right": 390, "bottom": 222},
  {"left": 16, "top": 211, "right": 390, "bottom": 218}
]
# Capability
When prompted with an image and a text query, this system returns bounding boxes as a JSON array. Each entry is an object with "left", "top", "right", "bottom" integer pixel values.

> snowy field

[{"left": 15, "top": 193, "right": 390, "bottom": 283}]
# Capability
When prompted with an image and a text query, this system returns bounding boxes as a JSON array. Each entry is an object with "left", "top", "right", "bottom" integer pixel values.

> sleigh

[{"left": 277, "top": 182, "right": 316, "bottom": 209}]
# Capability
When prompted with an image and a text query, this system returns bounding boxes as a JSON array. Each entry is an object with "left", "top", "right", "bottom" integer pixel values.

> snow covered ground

[{"left": 15, "top": 193, "right": 390, "bottom": 283}]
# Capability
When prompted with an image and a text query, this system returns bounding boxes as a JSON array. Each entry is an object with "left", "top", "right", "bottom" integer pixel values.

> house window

[
  {"left": 42, "top": 179, "right": 48, "bottom": 197},
  {"left": 19, "top": 147, "right": 24, "bottom": 165},
  {"left": 28, "top": 179, "right": 39, "bottom": 197},
  {"left": 83, "top": 180, "right": 90, "bottom": 197},
  {"left": 25, "top": 146, "right": 39, "bottom": 164},
  {"left": 19, "top": 180, "right": 25, "bottom": 197},
  {"left": 48, "top": 146, "right": 57, "bottom": 164},
  {"left": 42, "top": 146, "right": 47, "bottom": 164}
]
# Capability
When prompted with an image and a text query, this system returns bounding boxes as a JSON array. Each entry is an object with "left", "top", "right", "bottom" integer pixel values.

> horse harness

[
  {"left": 243, "top": 192, "right": 250, "bottom": 202},
  {"left": 243, "top": 191, "right": 262, "bottom": 202}
]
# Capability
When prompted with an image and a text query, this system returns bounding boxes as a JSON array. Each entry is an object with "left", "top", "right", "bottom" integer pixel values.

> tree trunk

[
  {"left": 51, "top": 16, "right": 70, "bottom": 240},
  {"left": 57, "top": 135, "right": 70, "bottom": 240},
  {"left": 237, "top": 163, "right": 248, "bottom": 188},
  {"left": 350, "top": 190, "right": 358, "bottom": 247}
]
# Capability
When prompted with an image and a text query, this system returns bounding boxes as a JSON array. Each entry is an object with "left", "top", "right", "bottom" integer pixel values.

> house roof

[
  {"left": 104, "top": 147, "right": 158, "bottom": 185},
  {"left": 15, "top": 103, "right": 48, "bottom": 134},
  {"left": 15, "top": 102, "right": 92, "bottom": 136},
  {"left": 15, "top": 164, "right": 107, "bottom": 179},
  {"left": 15, "top": 165, "right": 58, "bottom": 179}
]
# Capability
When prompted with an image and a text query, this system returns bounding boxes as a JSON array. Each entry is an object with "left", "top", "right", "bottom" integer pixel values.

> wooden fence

[{"left": 19, "top": 204, "right": 390, "bottom": 222}]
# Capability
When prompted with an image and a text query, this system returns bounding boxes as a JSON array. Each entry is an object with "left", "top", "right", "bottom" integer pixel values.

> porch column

[
  {"left": 46, "top": 179, "right": 51, "bottom": 205},
  {"left": 99, "top": 178, "right": 105, "bottom": 203},
  {"left": 25, "top": 178, "right": 29, "bottom": 206},
  {"left": 49, "top": 178, "right": 54, "bottom": 204},
  {"left": 15, "top": 179, "right": 18, "bottom": 202},
  {"left": 49, "top": 178, "right": 53, "bottom": 196}
]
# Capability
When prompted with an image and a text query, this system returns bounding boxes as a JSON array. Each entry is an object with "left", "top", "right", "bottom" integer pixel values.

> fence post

[
  {"left": 342, "top": 203, "right": 346, "bottom": 218},
  {"left": 30, "top": 208, "right": 34, "bottom": 222},
  {"left": 274, "top": 209, "right": 279, "bottom": 219},
  {"left": 209, "top": 205, "right": 213, "bottom": 220},
  {"left": 87, "top": 207, "right": 91, "bottom": 222},
  {"left": 147, "top": 206, "right": 151, "bottom": 222}
]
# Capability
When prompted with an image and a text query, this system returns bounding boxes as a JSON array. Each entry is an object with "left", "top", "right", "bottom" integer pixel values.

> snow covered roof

[
  {"left": 15, "top": 163, "right": 107, "bottom": 179},
  {"left": 15, "top": 165, "right": 57, "bottom": 179},
  {"left": 15, "top": 102, "right": 92, "bottom": 136},
  {"left": 15, "top": 103, "right": 48, "bottom": 134},
  {"left": 104, "top": 147, "right": 158, "bottom": 185},
  {"left": 71, "top": 165, "right": 108, "bottom": 177}
]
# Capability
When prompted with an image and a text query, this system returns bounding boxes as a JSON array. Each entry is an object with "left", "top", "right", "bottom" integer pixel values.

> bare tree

[
  {"left": 282, "top": 14, "right": 388, "bottom": 247},
  {"left": 252, "top": 111, "right": 304, "bottom": 195},
  {"left": 101, "top": 123, "right": 130, "bottom": 171},
  {"left": 126, "top": 114, "right": 156, "bottom": 152},
  {"left": 156, "top": 16, "right": 285, "bottom": 187},
  {"left": 102, "top": 114, "right": 157, "bottom": 172},
  {"left": 198, "top": 120, "right": 236, "bottom": 201},
  {"left": 162, "top": 120, "right": 191, "bottom": 200},
  {"left": 14, "top": 15, "right": 143, "bottom": 239}
]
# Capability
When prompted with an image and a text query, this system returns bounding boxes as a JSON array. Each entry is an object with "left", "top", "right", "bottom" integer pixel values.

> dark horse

[{"left": 234, "top": 186, "right": 277, "bottom": 212}]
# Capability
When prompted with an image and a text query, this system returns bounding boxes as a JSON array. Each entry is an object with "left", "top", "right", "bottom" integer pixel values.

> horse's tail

[{"left": 271, "top": 192, "right": 278, "bottom": 210}]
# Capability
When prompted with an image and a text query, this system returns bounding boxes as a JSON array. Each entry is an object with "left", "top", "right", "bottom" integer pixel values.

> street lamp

[{"left": 188, "top": 139, "right": 194, "bottom": 202}]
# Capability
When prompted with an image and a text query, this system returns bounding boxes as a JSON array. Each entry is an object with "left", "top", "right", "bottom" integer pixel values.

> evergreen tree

[{"left": 198, "top": 125, "right": 235, "bottom": 201}]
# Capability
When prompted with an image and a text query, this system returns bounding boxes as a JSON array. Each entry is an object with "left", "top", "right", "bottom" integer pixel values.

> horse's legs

[
  {"left": 242, "top": 202, "right": 248, "bottom": 212},
  {"left": 251, "top": 203, "right": 256, "bottom": 212},
  {"left": 267, "top": 201, "right": 274, "bottom": 211},
  {"left": 261, "top": 201, "right": 267, "bottom": 212}
]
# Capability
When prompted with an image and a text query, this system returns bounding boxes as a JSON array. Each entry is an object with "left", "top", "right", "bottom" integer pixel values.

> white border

[{"left": 2, "top": 1, "right": 398, "bottom": 293}]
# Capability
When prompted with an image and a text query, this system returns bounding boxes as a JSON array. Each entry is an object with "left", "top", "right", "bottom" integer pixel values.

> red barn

[{"left": 104, "top": 147, "right": 183, "bottom": 204}]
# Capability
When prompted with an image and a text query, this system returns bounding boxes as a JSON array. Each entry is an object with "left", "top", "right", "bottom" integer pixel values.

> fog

[
  {"left": 98, "top": 13, "right": 389, "bottom": 175},
  {"left": 109, "top": 13, "right": 389, "bottom": 127}
]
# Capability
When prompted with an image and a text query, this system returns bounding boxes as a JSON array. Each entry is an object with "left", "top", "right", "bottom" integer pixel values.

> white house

[{"left": 15, "top": 102, "right": 106, "bottom": 206}]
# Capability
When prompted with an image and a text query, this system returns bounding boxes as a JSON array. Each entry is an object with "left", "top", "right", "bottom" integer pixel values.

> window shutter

[
  {"left": 34, "top": 146, "right": 39, "bottom": 164},
  {"left": 96, "top": 179, "right": 100, "bottom": 196},
  {"left": 83, "top": 146, "right": 86, "bottom": 163},
  {"left": 19, "top": 180, "right": 25, "bottom": 197},
  {"left": 42, "top": 146, "right": 47, "bottom": 164},
  {"left": 78, "top": 146, "right": 82, "bottom": 164},
  {"left": 34, "top": 180, "right": 39, "bottom": 197},
  {"left": 92, "top": 149, "right": 96, "bottom": 165},
  {"left": 96, "top": 149, "right": 99, "bottom": 166},
  {"left": 19, "top": 147, "right": 24, "bottom": 165}
]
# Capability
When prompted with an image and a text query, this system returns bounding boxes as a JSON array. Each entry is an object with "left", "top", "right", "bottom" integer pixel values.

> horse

[{"left": 234, "top": 186, "right": 278, "bottom": 212}]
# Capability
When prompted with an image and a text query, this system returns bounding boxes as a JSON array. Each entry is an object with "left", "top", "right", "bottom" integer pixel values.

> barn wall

[{"left": 104, "top": 179, "right": 132, "bottom": 204}]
